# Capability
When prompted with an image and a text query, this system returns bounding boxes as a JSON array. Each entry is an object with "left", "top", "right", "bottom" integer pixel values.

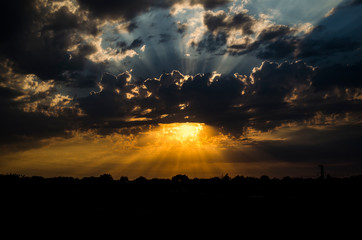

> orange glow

[
  {"left": 123, "top": 122, "right": 227, "bottom": 178},
  {"left": 156, "top": 123, "right": 204, "bottom": 143},
  {"left": 0, "top": 123, "right": 303, "bottom": 179},
  {"left": 0, "top": 123, "right": 234, "bottom": 178}
]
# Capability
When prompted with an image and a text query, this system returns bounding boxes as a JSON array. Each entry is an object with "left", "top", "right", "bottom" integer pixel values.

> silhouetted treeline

[
  {"left": 1, "top": 173, "right": 361, "bottom": 236},
  {"left": 2, "top": 173, "right": 362, "bottom": 192},
  {"left": 2, "top": 173, "right": 362, "bottom": 207}
]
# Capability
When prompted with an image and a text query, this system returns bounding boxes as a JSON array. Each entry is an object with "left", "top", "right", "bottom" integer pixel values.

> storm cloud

[
  {"left": 196, "top": 8, "right": 299, "bottom": 60},
  {"left": 74, "top": 59, "right": 362, "bottom": 136},
  {"left": 77, "top": 0, "right": 232, "bottom": 21},
  {"left": 0, "top": 0, "right": 105, "bottom": 88}
]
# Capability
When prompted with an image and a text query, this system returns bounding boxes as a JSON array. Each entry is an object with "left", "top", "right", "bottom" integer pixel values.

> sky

[{"left": 0, "top": 0, "right": 362, "bottom": 179}]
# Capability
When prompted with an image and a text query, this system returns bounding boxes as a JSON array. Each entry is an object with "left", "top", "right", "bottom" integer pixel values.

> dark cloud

[
  {"left": 0, "top": 59, "right": 84, "bottom": 150},
  {"left": 179, "top": 72, "right": 246, "bottom": 129},
  {"left": 77, "top": 70, "right": 247, "bottom": 131},
  {"left": 244, "top": 25, "right": 297, "bottom": 59},
  {"left": 297, "top": 38, "right": 360, "bottom": 59},
  {"left": 77, "top": 0, "right": 231, "bottom": 21},
  {"left": 203, "top": 11, "right": 228, "bottom": 32},
  {"left": 0, "top": 85, "right": 79, "bottom": 151},
  {"left": 255, "top": 38, "right": 298, "bottom": 60},
  {"left": 253, "top": 124, "right": 362, "bottom": 176},
  {"left": 1, "top": 56, "right": 362, "bottom": 153},
  {"left": 200, "top": 10, "right": 297, "bottom": 59},
  {"left": 239, "top": 61, "right": 315, "bottom": 131},
  {"left": 77, "top": 0, "right": 157, "bottom": 21},
  {"left": 140, "top": 71, "right": 187, "bottom": 119},
  {"left": 126, "top": 21, "right": 139, "bottom": 32},
  {"left": 311, "top": 61, "right": 362, "bottom": 90},
  {"left": 296, "top": 1, "right": 362, "bottom": 64},
  {"left": 117, "top": 38, "right": 144, "bottom": 52},
  {"left": 229, "top": 25, "right": 298, "bottom": 59},
  {"left": 201, "top": 2, "right": 362, "bottom": 62},
  {"left": 196, "top": 32, "right": 227, "bottom": 53},
  {"left": 0, "top": 1, "right": 105, "bottom": 88},
  {"left": 246, "top": 61, "right": 313, "bottom": 108},
  {"left": 0, "top": 0, "right": 36, "bottom": 42},
  {"left": 203, "top": 11, "right": 255, "bottom": 34},
  {"left": 75, "top": 60, "right": 362, "bottom": 135},
  {"left": 176, "top": 22, "right": 188, "bottom": 34},
  {"left": 338, "top": 0, "right": 362, "bottom": 8},
  {"left": 240, "top": 61, "right": 361, "bottom": 132},
  {"left": 190, "top": 0, "right": 232, "bottom": 9},
  {"left": 129, "top": 38, "right": 144, "bottom": 49},
  {"left": 159, "top": 34, "right": 172, "bottom": 43},
  {"left": 351, "top": 0, "right": 362, "bottom": 5},
  {"left": 79, "top": 71, "right": 137, "bottom": 122},
  {"left": 258, "top": 25, "right": 294, "bottom": 42}
]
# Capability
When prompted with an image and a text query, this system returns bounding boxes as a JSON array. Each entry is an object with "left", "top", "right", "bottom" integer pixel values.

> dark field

[{"left": 1, "top": 174, "right": 361, "bottom": 237}]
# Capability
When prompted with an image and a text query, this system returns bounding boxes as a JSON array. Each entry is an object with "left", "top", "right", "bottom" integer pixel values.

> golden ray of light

[
  {"left": 120, "top": 123, "right": 227, "bottom": 178},
  {"left": 157, "top": 122, "right": 204, "bottom": 143},
  {"left": 0, "top": 122, "right": 322, "bottom": 178},
  {"left": 0, "top": 123, "right": 244, "bottom": 179}
]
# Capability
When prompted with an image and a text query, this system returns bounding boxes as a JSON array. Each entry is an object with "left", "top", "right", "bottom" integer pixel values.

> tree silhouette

[
  {"left": 119, "top": 176, "right": 129, "bottom": 183},
  {"left": 99, "top": 173, "right": 113, "bottom": 182},
  {"left": 172, "top": 174, "right": 189, "bottom": 183}
]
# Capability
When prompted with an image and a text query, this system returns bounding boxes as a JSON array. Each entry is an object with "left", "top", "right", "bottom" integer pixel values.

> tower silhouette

[{"left": 319, "top": 165, "right": 325, "bottom": 179}]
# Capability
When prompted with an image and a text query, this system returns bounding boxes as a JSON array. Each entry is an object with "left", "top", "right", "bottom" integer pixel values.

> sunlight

[
  {"left": 158, "top": 123, "right": 204, "bottom": 143},
  {"left": 1, "top": 123, "right": 255, "bottom": 179},
  {"left": 127, "top": 122, "right": 226, "bottom": 177}
]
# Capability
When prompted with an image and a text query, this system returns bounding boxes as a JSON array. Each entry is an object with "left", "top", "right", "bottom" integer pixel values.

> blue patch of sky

[{"left": 242, "top": 0, "right": 342, "bottom": 25}]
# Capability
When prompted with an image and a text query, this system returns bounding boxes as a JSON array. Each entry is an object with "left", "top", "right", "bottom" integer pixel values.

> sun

[{"left": 159, "top": 123, "right": 204, "bottom": 143}]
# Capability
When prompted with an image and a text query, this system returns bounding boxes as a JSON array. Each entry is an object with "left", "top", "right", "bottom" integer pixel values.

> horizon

[{"left": 0, "top": 164, "right": 349, "bottom": 180}]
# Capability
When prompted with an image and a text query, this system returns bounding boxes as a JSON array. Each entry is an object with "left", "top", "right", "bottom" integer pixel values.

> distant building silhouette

[{"left": 319, "top": 165, "right": 325, "bottom": 179}]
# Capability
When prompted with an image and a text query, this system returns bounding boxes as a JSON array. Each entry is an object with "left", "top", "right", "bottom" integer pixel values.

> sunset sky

[{"left": 1, "top": 0, "right": 362, "bottom": 179}]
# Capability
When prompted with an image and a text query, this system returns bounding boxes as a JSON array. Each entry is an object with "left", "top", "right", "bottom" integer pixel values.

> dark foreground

[{"left": 1, "top": 174, "right": 362, "bottom": 237}]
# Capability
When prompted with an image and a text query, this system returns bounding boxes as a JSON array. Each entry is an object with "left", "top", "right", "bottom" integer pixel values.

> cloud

[
  {"left": 2, "top": 0, "right": 360, "bottom": 92},
  {"left": 1, "top": 56, "right": 362, "bottom": 154},
  {"left": 241, "top": 25, "right": 298, "bottom": 59},
  {"left": 74, "top": 59, "right": 362, "bottom": 137},
  {"left": 0, "top": 85, "right": 77, "bottom": 150},
  {"left": 0, "top": 0, "right": 106, "bottom": 88},
  {"left": 351, "top": 0, "right": 362, "bottom": 5},
  {"left": 77, "top": 69, "right": 246, "bottom": 131},
  {"left": 337, "top": 0, "right": 362, "bottom": 8},
  {"left": 77, "top": 0, "right": 159, "bottom": 21},
  {"left": 198, "top": 2, "right": 362, "bottom": 62},
  {"left": 189, "top": 0, "right": 232, "bottom": 9},
  {"left": 176, "top": 21, "right": 188, "bottom": 34},
  {"left": 196, "top": 8, "right": 299, "bottom": 59},
  {"left": 252, "top": 124, "right": 362, "bottom": 175},
  {"left": 78, "top": 71, "right": 138, "bottom": 124},
  {"left": 297, "top": 37, "right": 361, "bottom": 60},
  {"left": 77, "top": 0, "right": 232, "bottom": 21},
  {"left": 203, "top": 10, "right": 255, "bottom": 34},
  {"left": 196, "top": 32, "right": 227, "bottom": 53},
  {"left": 159, "top": 34, "right": 173, "bottom": 43},
  {"left": 0, "top": 61, "right": 84, "bottom": 150},
  {"left": 311, "top": 61, "right": 362, "bottom": 91},
  {"left": 296, "top": 1, "right": 362, "bottom": 64},
  {"left": 196, "top": 9, "right": 256, "bottom": 53}
]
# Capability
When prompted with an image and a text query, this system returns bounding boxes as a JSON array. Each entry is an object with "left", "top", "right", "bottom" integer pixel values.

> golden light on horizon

[
  {"left": 0, "top": 122, "right": 288, "bottom": 179},
  {"left": 0, "top": 122, "right": 236, "bottom": 178},
  {"left": 124, "top": 122, "right": 228, "bottom": 178}
]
